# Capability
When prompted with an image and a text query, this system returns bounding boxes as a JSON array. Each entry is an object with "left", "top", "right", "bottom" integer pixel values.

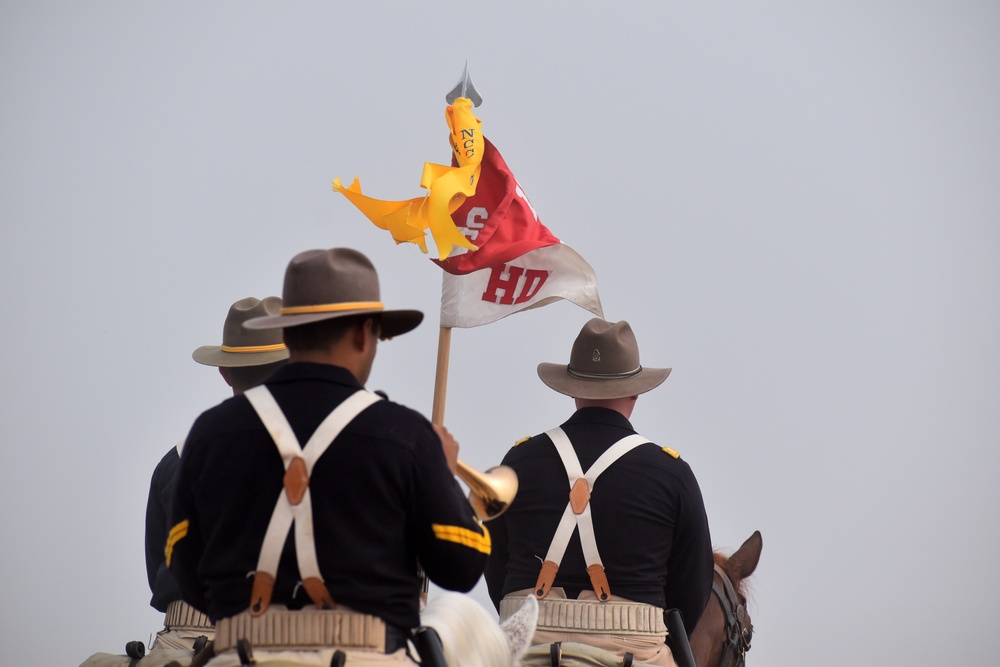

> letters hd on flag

[{"left": 436, "top": 140, "right": 603, "bottom": 328}]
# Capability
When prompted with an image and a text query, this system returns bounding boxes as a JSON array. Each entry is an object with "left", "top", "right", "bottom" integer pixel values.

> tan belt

[
  {"left": 500, "top": 594, "right": 667, "bottom": 636},
  {"left": 213, "top": 606, "right": 387, "bottom": 653},
  {"left": 164, "top": 600, "right": 213, "bottom": 631}
]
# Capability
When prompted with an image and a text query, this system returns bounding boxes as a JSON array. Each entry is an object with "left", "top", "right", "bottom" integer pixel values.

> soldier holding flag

[{"left": 167, "top": 248, "right": 488, "bottom": 665}]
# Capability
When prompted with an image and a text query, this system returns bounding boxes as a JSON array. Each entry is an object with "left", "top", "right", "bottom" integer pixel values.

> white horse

[
  {"left": 421, "top": 592, "right": 537, "bottom": 667},
  {"left": 425, "top": 593, "right": 661, "bottom": 667}
]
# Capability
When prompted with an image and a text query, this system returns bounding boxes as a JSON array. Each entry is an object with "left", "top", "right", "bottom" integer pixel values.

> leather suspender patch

[
  {"left": 569, "top": 478, "right": 591, "bottom": 515},
  {"left": 284, "top": 457, "right": 309, "bottom": 506}
]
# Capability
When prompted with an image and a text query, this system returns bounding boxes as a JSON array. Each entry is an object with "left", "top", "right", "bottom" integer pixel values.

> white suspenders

[
  {"left": 534, "top": 427, "right": 651, "bottom": 601},
  {"left": 243, "top": 385, "right": 382, "bottom": 616}
]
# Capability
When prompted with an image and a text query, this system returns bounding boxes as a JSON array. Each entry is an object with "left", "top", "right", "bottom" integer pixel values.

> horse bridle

[{"left": 711, "top": 563, "right": 752, "bottom": 667}]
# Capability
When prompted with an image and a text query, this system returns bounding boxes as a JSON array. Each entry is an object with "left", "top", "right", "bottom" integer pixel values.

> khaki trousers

[
  {"left": 203, "top": 648, "right": 415, "bottom": 666},
  {"left": 151, "top": 600, "right": 214, "bottom": 652},
  {"left": 150, "top": 628, "right": 213, "bottom": 652},
  {"left": 505, "top": 588, "right": 677, "bottom": 667},
  {"left": 527, "top": 631, "right": 676, "bottom": 667},
  {"left": 79, "top": 649, "right": 197, "bottom": 667}
]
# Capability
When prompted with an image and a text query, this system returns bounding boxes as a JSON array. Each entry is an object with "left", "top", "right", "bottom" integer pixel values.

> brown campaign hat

[
  {"left": 537, "top": 318, "right": 671, "bottom": 400},
  {"left": 192, "top": 297, "right": 291, "bottom": 368},
  {"left": 244, "top": 248, "right": 423, "bottom": 338}
]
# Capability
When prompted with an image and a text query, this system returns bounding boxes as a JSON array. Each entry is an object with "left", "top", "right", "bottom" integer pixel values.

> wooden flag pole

[
  {"left": 429, "top": 323, "right": 517, "bottom": 520},
  {"left": 422, "top": 325, "right": 452, "bottom": 602},
  {"left": 431, "top": 326, "right": 452, "bottom": 426}
]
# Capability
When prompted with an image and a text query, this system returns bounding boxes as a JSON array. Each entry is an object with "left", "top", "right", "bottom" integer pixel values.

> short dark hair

[{"left": 283, "top": 314, "right": 381, "bottom": 353}]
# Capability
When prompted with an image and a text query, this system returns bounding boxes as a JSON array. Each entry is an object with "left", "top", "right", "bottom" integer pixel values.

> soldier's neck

[
  {"left": 574, "top": 396, "right": 638, "bottom": 419},
  {"left": 289, "top": 348, "right": 365, "bottom": 384}
]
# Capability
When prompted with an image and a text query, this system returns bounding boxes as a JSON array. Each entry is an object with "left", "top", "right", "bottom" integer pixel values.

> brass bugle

[{"left": 456, "top": 460, "right": 518, "bottom": 521}]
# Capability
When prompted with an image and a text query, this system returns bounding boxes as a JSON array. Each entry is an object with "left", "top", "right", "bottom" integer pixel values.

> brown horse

[{"left": 689, "top": 531, "right": 762, "bottom": 667}]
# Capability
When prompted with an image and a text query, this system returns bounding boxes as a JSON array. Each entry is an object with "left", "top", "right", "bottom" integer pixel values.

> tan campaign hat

[
  {"left": 244, "top": 248, "right": 423, "bottom": 338},
  {"left": 192, "top": 297, "right": 290, "bottom": 368},
  {"left": 537, "top": 318, "right": 671, "bottom": 400}
]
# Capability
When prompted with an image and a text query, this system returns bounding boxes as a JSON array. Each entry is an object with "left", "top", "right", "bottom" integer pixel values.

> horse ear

[
  {"left": 499, "top": 595, "right": 538, "bottom": 665},
  {"left": 727, "top": 530, "right": 762, "bottom": 581}
]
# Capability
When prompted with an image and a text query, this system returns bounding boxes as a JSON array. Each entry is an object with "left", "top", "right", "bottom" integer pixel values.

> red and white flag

[{"left": 434, "top": 139, "right": 603, "bottom": 328}]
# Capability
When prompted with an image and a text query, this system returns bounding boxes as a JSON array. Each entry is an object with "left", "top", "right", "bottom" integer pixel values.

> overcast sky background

[{"left": 2, "top": 3, "right": 998, "bottom": 666}]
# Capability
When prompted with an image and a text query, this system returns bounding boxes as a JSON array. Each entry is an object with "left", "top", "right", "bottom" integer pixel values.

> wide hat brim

[
  {"left": 191, "top": 345, "right": 290, "bottom": 368},
  {"left": 538, "top": 318, "right": 671, "bottom": 400},
  {"left": 242, "top": 248, "right": 424, "bottom": 339},
  {"left": 193, "top": 296, "right": 290, "bottom": 368},
  {"left": 537, "top": 362, "right": 671, "bottom": 400},
  {"left": 244, "top": 308, "right": 423, "bottom": 339}
]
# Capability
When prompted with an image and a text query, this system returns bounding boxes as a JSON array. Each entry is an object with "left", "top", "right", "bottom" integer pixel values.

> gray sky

[{"left": 2, "top": 2, "right": 998, "bottom": 665}]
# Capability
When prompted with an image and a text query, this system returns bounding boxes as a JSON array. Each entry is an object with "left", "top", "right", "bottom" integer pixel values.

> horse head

[{"left": 690, "top": 530, "right": 762, "bottom": 667}]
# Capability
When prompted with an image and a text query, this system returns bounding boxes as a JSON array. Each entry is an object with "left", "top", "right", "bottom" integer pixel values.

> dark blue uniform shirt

[
  {"left": 145, "top": 446, "right": 182, "bottom": 612},
  {"left": 169, "top": 362, "right": 488, "bottom": 631},
  {"left": 485, "top": 407, "right": 713, "bottom": 633}
]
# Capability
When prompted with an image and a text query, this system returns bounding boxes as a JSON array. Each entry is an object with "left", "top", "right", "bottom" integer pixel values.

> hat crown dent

[
  {"left": 283, "top": 248, "right": 381, "bottom": 309},
  {"left": 568, "top": 319, "right": 641, "bottom": 378},
  {"left": 536, "top": 317, "right": 670, "bottom": 400},
  {"left": 222, "top": 297, "right": 285, "bottom": 349},
  {"left": 192, "top": 296, "right": 290, "bottom": 367}
]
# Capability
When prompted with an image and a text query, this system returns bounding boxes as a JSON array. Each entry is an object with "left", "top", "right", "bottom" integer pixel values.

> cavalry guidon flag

[
  {"left": 334, "top": 91, "right": 603, "bottom": 328},
  {"left": 435, "top": 139, "right": 603, "bottom": 328}
]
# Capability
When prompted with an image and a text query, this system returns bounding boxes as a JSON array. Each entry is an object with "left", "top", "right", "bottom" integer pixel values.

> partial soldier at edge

[{"left": 82, "top": 297, "right": 289, "bottom": 667}]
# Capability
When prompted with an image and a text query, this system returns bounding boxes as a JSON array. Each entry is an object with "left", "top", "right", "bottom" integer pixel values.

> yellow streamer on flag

[{"left": 333, "top": 97, "right": 485, "bottom": 260}]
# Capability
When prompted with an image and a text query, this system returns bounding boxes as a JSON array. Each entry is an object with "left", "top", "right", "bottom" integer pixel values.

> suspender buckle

[
  {"left": 534, "top": 560, "right": 559, "bottom": 599},
  {"left": 302, "top": 577, "right": 336, "bottom": 610},
  {"left": 250, "top": 571, "right": 276, "bottom": 616},
  {"left": 587, "top": 563, "right": 611, "bottom": 601}
]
